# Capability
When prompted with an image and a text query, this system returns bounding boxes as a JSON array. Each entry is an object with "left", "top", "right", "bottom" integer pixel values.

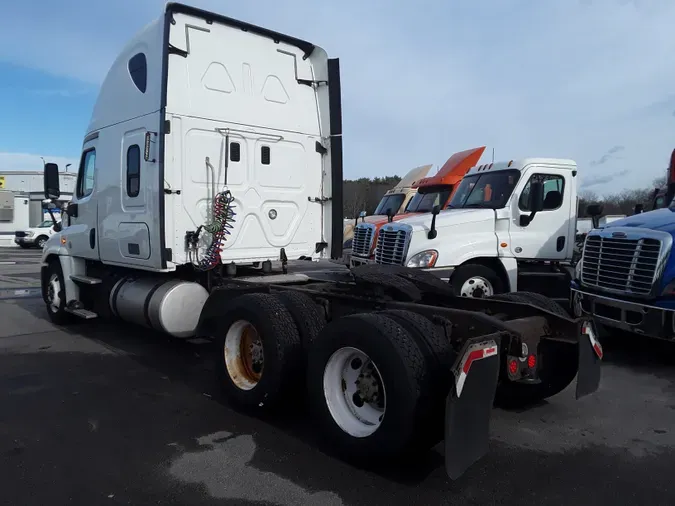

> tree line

[{"left": 343, "top": 174, "right": 668, "bottom": 219}]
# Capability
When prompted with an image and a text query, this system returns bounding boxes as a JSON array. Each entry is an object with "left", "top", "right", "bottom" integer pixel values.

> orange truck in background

[{"left": 349, "top": 146, "right": 486, "bottom": 268}]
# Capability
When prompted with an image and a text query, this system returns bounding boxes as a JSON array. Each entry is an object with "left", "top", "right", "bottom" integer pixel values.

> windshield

[
  {"left": 373, "top": 194, "right": 405, "bottom": 216},
  {"left": 405, "top": 185, "right": 453, "bottom": 213},
  {"left": 38, "top": 220, "right": 53, "bottom": 227},
  {"left": 448, "top": 169, "right": 521, "bottom": 209}
]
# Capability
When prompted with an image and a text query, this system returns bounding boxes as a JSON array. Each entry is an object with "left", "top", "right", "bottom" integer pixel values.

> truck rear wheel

[
  {"left": 276, "top": 290, "right": 326, "bottom": 353},
  {"left": 492, "top": 291, "right": 568, "bottom": 317},
  {"left": 451, "top": 263, "right": 504, "bottom": 298},
  {"left": 214, "top": 293, "right": 303, "bottom": 411},
  {"left": 307, "top": 313, "right": 432, "bottom": 463},
  {"left": 489, "top": 292, "right": 578, "bottom": 408},
  {"left": 379, "top": 309, "right": 454, "bottom": 446},
  {"left": 352, "top": 264, "right": 454, "bottom": 297}
]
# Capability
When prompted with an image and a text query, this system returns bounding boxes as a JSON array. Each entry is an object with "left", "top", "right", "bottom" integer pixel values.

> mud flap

[
  {"left": 575, "top": 320, "right": 602, "bottom": 400},
  {"left": 445, "top": 336, "right": 500, "bottom": 480}
]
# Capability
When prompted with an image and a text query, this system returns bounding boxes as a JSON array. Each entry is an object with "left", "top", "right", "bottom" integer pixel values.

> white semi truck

[
  {"left": 368, "top": 159, "right": 586, "bottom": 305},
  {"left": 39, "top": 2, "right": 602, "bottom": 480}
]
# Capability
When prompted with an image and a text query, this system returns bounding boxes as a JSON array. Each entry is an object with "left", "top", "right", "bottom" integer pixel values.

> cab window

[
  {"left": 77, "top": 149, "right": 97, "bottom": 198},
  {"left": 519, "top": 174, "right": 565, "bottom": 211}
]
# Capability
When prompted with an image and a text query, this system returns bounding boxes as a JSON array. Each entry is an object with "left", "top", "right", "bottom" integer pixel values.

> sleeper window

[
  {"left": 230, "top": 142, "right": 241, "bottom": 162},
  {"left": 128, "top": 53, "right": 147, "bottom": 93},
  {"left": 77, "top": 149, "right": 97, "bottom": 199},
  {"left": 127, "top": 145, "right": 141, "bottom": 198},
  {"left": 261, "top": 145, "right": 271, "bottom": 165}
]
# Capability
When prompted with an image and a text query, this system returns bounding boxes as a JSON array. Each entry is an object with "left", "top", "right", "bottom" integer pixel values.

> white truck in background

[
  {"left": 39, "top": 2, "right": 602, "bottom": 481},
  {"left": 14, "top": 219, "right": 62, "bottom": 249},
  {"left": 373, "top": 158, "right": 585, "bottom": 305}
]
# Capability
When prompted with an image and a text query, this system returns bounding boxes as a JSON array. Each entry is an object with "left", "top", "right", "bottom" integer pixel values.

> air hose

[{"left": 195, "top": 190, "right": 236, "bottom": 271}]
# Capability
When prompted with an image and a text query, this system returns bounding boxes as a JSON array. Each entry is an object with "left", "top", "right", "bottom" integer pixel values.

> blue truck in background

[{"left": 571, "top": 150, "right": 675, "bottom": 339}]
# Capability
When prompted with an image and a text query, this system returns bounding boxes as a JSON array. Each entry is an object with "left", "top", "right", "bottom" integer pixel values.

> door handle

[
  {"left": 89, "top": 228, "right": 96, "bottom": 249},
  {"left": 556, "top": 235, "right": 565, "bottom": 252}
]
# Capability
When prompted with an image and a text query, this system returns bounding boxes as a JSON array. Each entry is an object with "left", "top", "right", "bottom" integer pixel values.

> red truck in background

[{"left": 349, "top": 146, "right": 486, "bottom": 267}]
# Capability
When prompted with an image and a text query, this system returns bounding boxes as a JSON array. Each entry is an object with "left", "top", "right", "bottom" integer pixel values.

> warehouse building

[{"left": 0, "top": 170, "right": 77, "bottom": 247}]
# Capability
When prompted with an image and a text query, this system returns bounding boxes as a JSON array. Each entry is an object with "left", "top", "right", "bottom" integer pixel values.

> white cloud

[
  {"left": 0, "top": 152, "right": 78, "bottom": 172},
  {"left": 1, "top": 0, "right": 674, "bottom": 195}
]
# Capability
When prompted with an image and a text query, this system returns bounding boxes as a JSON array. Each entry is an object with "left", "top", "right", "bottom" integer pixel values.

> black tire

[
  {"left": 490, "top": 292, "right": 578, "bottom": 408},
  {"left": 36, "top": 235, "right": 48, "bottom": 248},
  {"left": 351, "top": 269, "right": 422, "bottom": 302},
  {"left": 491, "top": 291, "right": 568, "bottom": 317},
  {"left": 276, "top": 290, "right": 326, "bottom": 353},
  {"left": 306, "top": 313, "right": 433, "bottom": 463},
  {"left": 352, "top": 264, "right": 454, "bottom": 297},
  {"left": 213, "top": 293, "right": 303, "bottom": 412},
  {"left": 378, "top": 310, "right": 453, "bottom": 377},
  {"left": 451, "top": 263, "right": 505, "bottom": 298},
  {"left": 378, "top": 309, "right": 454, "bottom": 446},
  {"left": 43, "top": 259, "right": 75, "bottom": 325}
]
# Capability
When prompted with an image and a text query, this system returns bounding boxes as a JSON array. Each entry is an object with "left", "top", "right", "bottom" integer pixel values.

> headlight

[
  {"left": 25, "top": 231, "right": 35, "bottom": 237},
  {"left": 406, "top": 250, "right": 438, "bottom": 268},
  {"left": 574, "top": 258, "right": 582, "bottom": 279}
]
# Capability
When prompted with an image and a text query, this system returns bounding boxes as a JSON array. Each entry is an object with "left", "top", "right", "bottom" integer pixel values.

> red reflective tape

[
  {"left": 484, "top": 346, "right": 497, "bottom": 356},
  {"left": 462, "top": 349, "right": 485, "bottom": 374},
  {"left": 593, "top": 342, "right": 603, "bottom": 360}
]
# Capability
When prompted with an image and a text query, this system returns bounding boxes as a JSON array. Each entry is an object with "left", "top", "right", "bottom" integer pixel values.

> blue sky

[{"left": 1, "top": 0, "right": 674, "bottom": 195}]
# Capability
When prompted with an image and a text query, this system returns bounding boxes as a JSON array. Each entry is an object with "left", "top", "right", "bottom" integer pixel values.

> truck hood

[
  {"left": 603, "top": 208, "right": 675, "bottom": 234},
  {"left": 397, "top": 208, "right": 494, "bottom": 231}
]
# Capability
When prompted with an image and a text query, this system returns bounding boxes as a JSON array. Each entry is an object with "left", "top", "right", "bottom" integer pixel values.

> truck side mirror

[
  {"left": 586, "top": 203, "right": 603, "bottom": 229},
  {"left": 359, "top": 210, "right": 367, "bottom": 222},
  {"left": 633, "top": 203, "right": 644, "bottom": 215},
  {"left": 44, "top": 163, "right": 60, "bottom": 199},
  {"left": 528, "top": 182, "right": 544, "bottom": 213},
  {"left": 520, "top": 182, "right": 544, "bottom": 226},
  {"left": 428, "top": 205, "right": 441, "bottom": 240},
  {"left": 386, "top": 207, "right": 394, "bottom": 223}
]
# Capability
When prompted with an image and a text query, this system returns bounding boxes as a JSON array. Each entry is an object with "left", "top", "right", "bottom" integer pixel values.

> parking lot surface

[{"left": 1, "top": 247, "right": 675, "bottom": 505}]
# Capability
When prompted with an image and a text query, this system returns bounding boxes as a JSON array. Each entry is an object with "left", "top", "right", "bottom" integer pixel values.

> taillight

[
  {"left": 508, "top": 359, "right": 518, "bottom": 375},
  {"left": 527, "top": 354, "right": 536, "bottom": 369}
]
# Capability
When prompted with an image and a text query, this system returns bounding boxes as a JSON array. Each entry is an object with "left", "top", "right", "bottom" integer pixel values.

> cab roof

[{"left": 464, "top": 157, "right": 577, "bottom": 177}]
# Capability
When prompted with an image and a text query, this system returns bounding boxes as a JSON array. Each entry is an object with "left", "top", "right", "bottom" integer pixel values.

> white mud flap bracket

[{"left": 445, "top": 335, "right": 500, "bottom": 480}]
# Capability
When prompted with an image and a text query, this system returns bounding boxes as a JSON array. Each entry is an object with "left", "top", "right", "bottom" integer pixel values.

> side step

[
  {"left": 70, "top": 275, "right": 102, "bottom": 285},
  {"left": 65, "top": 307, "right": 98, "bottom": 319}
]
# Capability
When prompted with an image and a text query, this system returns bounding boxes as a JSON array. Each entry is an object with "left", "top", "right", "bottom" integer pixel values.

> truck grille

[
  {"left": 14, "top": 231, "right": 26, "bottom": 238},
  {"left": 352, "top": 223, "right": 375, "bottom": 258},
  {"left": 374, "top": 224, "right": 411, "bottom": 266},
  {"left": 581, "top": 231, "right": 665, "bottom": 296}
]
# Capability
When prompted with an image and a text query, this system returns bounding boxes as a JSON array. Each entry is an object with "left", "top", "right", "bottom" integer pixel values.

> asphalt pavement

[{"left": 1, "top": 247, "right": 675, "bottom": 505}]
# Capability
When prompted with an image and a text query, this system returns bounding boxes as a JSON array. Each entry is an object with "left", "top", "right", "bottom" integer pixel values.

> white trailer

[{"left": 39, "top": 2, "right": 602, "bottom": 480}]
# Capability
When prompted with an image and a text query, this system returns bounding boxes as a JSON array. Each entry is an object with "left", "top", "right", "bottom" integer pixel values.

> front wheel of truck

[
  {"left": 43, "top": 259, "right": 75, "bottom": 325},
  {"left": 451, "top": 263, "right": 505, "bottom": 298}
]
